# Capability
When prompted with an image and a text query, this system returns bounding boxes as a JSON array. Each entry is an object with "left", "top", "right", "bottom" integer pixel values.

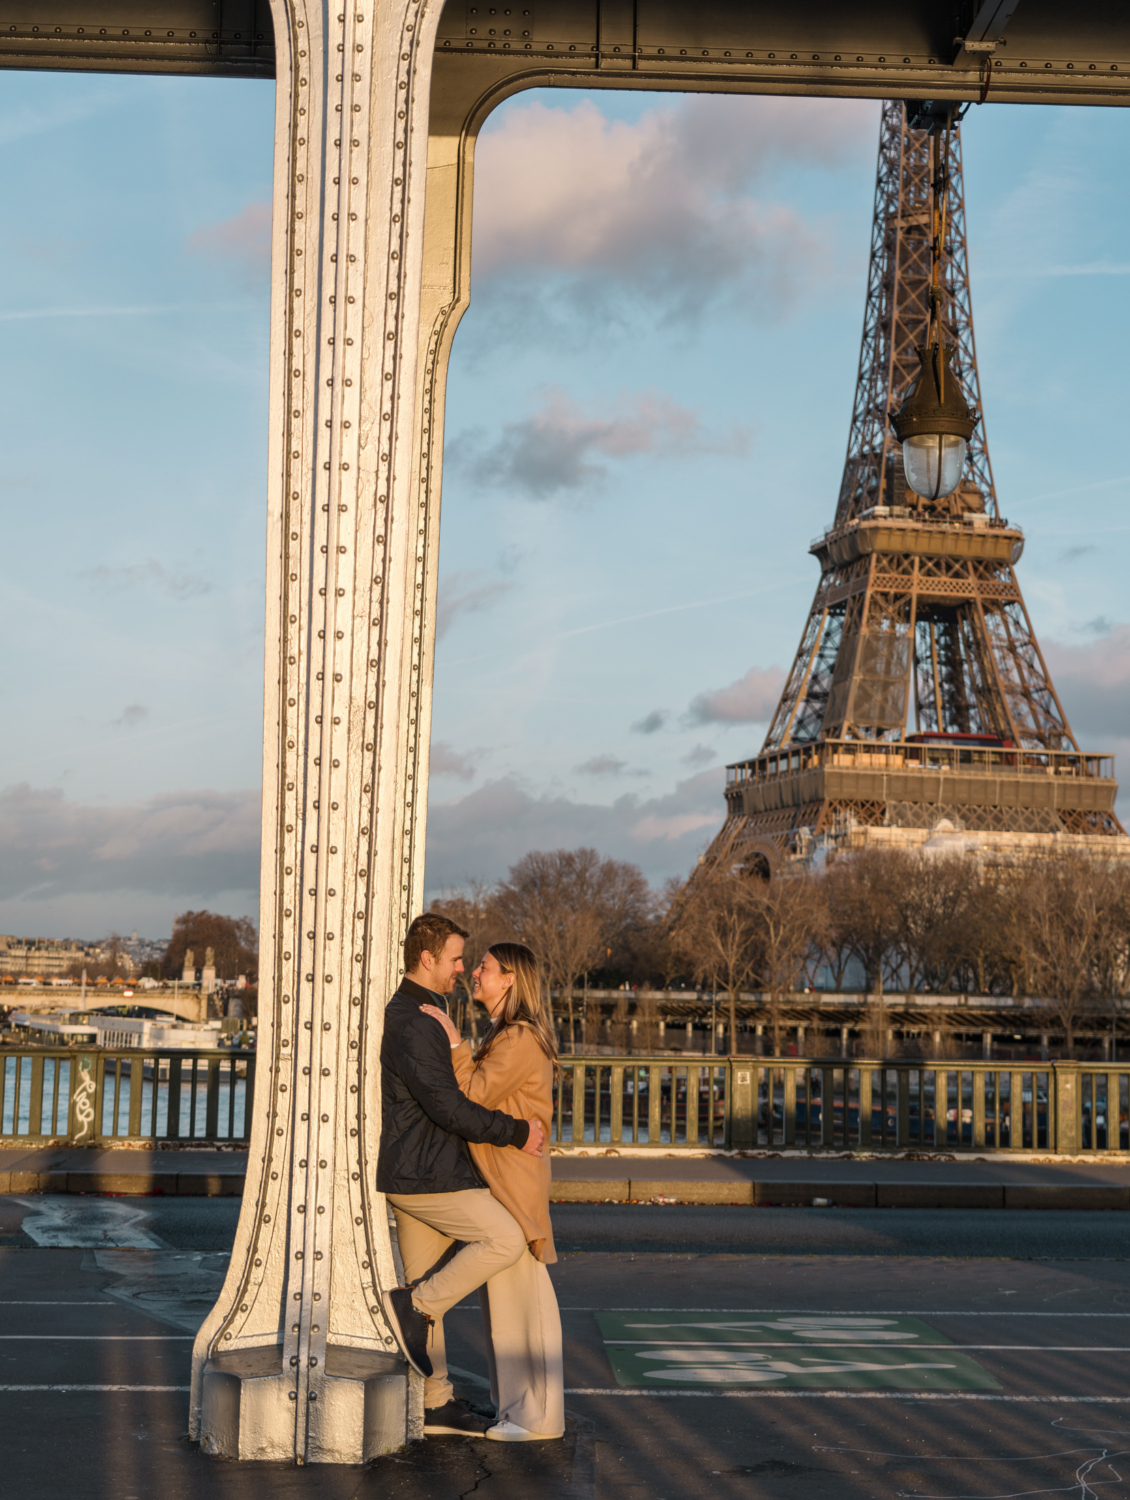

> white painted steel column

[{"left": 190, "top": 0, "right": 444, "bottom": 1464}]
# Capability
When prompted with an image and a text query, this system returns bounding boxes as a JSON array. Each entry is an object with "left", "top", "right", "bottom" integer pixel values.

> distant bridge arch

[{"left": 8, "top": 988, "right": 209, "bottom": 1026}]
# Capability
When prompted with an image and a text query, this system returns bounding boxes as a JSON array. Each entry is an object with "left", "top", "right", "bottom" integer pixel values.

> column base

[{"left": 200, "top": 1344, "right": 407, "bottom": 1463}]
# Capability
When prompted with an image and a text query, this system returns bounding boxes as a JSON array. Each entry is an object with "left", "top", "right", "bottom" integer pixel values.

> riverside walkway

[{"left": 4, "top": 1190, "right": 1130, "bottom": 1498}]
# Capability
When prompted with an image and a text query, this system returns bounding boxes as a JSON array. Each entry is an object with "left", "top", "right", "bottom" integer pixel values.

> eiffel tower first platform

[{"left": 702, "top": 99, "right": 1130, "bottom": 879}]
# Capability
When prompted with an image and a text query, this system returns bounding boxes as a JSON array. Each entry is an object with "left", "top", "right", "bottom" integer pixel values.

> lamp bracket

[{"left": 953, "top": 0, "right": 1021, "bottom": 63}]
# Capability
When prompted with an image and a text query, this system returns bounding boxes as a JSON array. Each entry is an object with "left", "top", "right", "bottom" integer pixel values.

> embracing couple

[{"left": 377, "top": 911, "right": 564, "bottom": 1441}]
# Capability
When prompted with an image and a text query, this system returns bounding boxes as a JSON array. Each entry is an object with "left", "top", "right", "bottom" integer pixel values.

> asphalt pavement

[
  {"left": 6, "top": 1196, "right": 1130, "bottom": 1498},
  {"left": 3, "top": 1195, "right": 1130, "bottom": 1258}
]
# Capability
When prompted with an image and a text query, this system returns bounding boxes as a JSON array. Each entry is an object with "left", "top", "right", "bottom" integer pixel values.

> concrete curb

[
  {"left": 0, "top": 1169, "right": 244, "bottom": 1197},
  {"left": 3, "top": 1161, "right": 1129, "bottom": 1207},
  {"left": 549, "top": 1179, "right": 1130, "bottom": 1209}
]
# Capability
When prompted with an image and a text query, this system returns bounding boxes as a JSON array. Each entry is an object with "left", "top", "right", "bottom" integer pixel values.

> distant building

[
  {"left": 0, "top": 937, "right": 91, "bottom": 977},
  {"left": 12, "top": 1012, "right": 226, "bottom": 1049},
  {"left": 0, "top": 932, "right": 170, "bottom": 980}
]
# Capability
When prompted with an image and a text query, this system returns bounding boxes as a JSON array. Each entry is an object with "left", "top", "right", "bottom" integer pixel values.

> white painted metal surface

[{"left": 190, "top": 0, "right": 443, "bottom": 1464}]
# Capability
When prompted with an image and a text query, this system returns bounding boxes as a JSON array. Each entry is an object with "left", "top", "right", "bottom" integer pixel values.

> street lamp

[
  {"left": 892, "top": 343, "right": 976, "bottom": 500},
  {"left": 891, "top": 106, "right": 978, "bottom": 501}
]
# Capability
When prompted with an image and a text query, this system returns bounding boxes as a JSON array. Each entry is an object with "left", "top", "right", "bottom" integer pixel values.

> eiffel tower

[{"left": 700, "top": 99, "right": 1128, "bottom": 880}]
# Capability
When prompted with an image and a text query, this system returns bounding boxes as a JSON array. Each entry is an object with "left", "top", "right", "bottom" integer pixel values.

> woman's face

[{"left": 472, "top": 951, "right": 513, "bottom": 1018}]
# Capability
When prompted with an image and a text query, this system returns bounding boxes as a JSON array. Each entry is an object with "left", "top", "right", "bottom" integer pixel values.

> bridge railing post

[{"left": 1054, "top": 1063, "right": 1081, "bottom": 1154}]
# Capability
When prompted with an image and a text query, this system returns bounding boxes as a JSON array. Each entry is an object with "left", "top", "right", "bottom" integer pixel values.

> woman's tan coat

[{"left": 451, "top": 1024, "right": 556, "bottom": 1264}]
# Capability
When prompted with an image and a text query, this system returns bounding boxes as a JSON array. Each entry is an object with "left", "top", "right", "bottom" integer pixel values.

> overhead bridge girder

[
  {"left": 1, "top": 0, "right": 1130, "bottom": 105},
  {"left": 0, "top": 1, "right": 275, "bottom": 76}
]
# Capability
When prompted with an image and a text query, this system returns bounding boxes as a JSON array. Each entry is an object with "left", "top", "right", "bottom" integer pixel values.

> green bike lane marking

[{"left": 594, "top": 1312, "right": 1000, "bottom": 1391}]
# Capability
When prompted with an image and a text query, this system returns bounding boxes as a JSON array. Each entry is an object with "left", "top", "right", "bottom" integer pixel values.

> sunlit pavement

[{"left": 4, "top": 1198, "right": 1130, "bottom": 1498}]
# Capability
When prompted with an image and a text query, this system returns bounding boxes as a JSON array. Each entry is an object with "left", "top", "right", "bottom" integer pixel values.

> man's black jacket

[{"left": 377, "top": 976, "right": 530, "bottom": 1195}]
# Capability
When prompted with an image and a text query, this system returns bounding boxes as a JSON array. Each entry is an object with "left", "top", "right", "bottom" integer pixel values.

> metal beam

[
  {"left": 0, "top": 1, "right": 275, "bottom": 76},
  {"left": 0, "top": 1, "right": 1128, "bottom": 106},
  {"left": 961, "top": 0, "right": 1023, "bottom": 53}
]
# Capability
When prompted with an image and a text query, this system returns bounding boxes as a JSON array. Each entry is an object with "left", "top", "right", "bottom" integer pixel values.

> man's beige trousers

[
  {"left": 387, "top": 1188, "right": 526, "bottom": 1409},
  {"left": 480, "top": 1248, "right": 565, "bottom": 1437}
]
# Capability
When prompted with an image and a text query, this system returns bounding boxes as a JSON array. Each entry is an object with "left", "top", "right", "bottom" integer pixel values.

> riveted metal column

[{"left": 190, "top": 0, "right": 445, "bottom": 1465}]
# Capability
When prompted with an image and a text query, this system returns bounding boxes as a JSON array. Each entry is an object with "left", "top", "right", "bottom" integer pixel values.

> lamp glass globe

[{"left": 902, "top": 433, "right": 966, "bottom": 500}]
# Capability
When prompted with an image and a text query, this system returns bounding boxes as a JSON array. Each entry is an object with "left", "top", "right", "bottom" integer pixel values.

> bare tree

[
  {"left": 494, "top": 848, "right": 651, "bottom": 1053},
  {"left": 162, "top": 912, "right": 258, "bottom": 984},
  {"left": 671, "top": 872, "right": 762, "bottom": 1055},
  {"left": 1088, "top": 865, "right": 1130, "bottom": 1053},
  {"left": 1021, "top": 859, "right": 1106, "bottom": 1055},
  {"left": 821, "top": 849, "right": 906, "bottom": 999},
  {"left": 430, "top": 881, "right": 499, "bottom": 1040},
  {"left": 753, "top": 874, "right": 826, "bottom": 1056},
  {"left": 951, "top": 870, "right": 1013, "bottom": 998},
  {"left": 889, "top": 853, "right": 973, "bottom": 1001}
]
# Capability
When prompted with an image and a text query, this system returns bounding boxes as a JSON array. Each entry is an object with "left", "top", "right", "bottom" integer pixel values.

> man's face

[{"left": 421, "top": 934, "right": 465, "bottom": 995}]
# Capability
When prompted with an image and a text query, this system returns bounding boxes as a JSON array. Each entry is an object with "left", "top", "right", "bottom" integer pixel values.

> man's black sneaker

[
  {"left": 465, "top": 1398, "right": 497, "bottom": 1420},
  {"left": 381, "top": 1287, "right": 433, "bottom": 1378},
  {"left": 423, "top": 1398, "right": 490, "bottom": 1436}
]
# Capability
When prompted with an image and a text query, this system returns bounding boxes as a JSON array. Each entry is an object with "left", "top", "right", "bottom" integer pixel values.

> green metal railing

[
  {"left": 550, "top": 1056, "right": 1126, "bottom": 1153},
  {"left": 0, "top": 1048, "right": 255, "bottom": 1145},
  {"left": 3, "top": 1046, "right": 1123, "bottom": 1154}
]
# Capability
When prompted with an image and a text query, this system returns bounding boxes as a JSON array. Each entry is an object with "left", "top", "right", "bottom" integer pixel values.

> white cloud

[
  {"left": 687, "top": 664, "right": 786, "bottom": 725},
  {"left": 1043, "top": 623, "right": 1130, "bottom": 742},
  {"left": 436, "top": 570, "right": 514, "bottom": 639},
  {"left": 1042, "top": 262, "right": 1130, "bottom": 276},
  {"left": 575, "top": 755, "right": 628, "bottom": 777},
  {"left": 456, "top": 387, "right": 749, "bottom": 500},
  {"left": 574, "top": 755, "right": 648, "bottom": 779},
  {"left": 430, "top": 742, "right": 479, "bottom": 781},
  {"left": 187, "top": 202, "right": 271, "bottom": 288},
  {"left": 472, "top": 94, "right": 876, "bottom": 326},
  {"left": 0, "top": 784, "right": 260, "bottom": 902},
  {"left": 0, "top": 303, "right": 186, "bottom": 323},
  {"left": 631, "top": 709, "right": 668, "bottom": 735},
  {"left": 0, "top": 86, "right": 128, "bottom": 150},
  {"left": 424, "top": 767, "right": 725, "bottom": 893},
  {"left": 681, "top": 743, "right": 718, "bottom": 768},
  {"left": 80, "top": 559, "right": 212, "bottom": 602}
]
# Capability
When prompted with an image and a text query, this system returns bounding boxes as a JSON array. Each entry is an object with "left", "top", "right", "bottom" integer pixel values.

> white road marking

[
  {"left": 563, "top": 1391, "right": 1130, "bottom": 1401},
  {"left": 15, "top": 1198, "right": 165, "bottom": 1249},
  {"left": 93, "top": 1249, "right": 227, "bottom": 1333},
  {"left": 549, "top": 1309, "right": 1130, "bottom": 1316},
  {"left": 603, "top": 1350, "right": 1130, "bottom": 1362},
  {"left": 0, "top": 1385, "right": 190, "bottom": 1393}
]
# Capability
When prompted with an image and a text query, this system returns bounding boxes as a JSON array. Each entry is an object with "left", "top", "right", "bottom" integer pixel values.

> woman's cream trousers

[{"left": 479, "top": 1247, "right": 565, "bottom": 1438}]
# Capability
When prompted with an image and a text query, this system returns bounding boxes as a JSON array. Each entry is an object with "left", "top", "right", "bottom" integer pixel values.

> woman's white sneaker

[{"left": 485, "top": 1420, "right": 563, "bottom": 1442}]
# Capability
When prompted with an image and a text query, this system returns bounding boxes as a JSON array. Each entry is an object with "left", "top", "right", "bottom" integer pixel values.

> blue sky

[{"left": 0, "top": 71, "right": 1128, "bottom": 938}]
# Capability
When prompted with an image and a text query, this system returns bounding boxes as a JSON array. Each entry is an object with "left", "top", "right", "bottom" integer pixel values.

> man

[{"left": 379, "top": 911, "right": 546, "bottom": 1437}]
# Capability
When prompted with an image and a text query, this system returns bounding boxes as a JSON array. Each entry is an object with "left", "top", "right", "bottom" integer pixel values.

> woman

[{"left": 421, "top": 941, "right": 564, "bottom": 1442}]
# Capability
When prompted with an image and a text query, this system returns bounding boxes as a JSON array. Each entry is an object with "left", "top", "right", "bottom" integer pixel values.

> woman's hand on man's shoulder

[{"left": 418, "top": 1003, "right": 462, "bottom": 1046}]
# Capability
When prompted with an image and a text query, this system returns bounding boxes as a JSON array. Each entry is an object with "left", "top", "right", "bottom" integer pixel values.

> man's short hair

[{"left": 404, "top": 912, "right": 469, "bottom": 974}]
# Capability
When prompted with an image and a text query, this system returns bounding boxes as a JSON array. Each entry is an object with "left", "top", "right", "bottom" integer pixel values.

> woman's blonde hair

[{"left": 473, "top": 941, "right": 558, "bottom": 1069}]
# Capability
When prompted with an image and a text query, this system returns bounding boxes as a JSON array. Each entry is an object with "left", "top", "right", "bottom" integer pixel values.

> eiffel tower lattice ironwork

[{"left": 698, "top": 99, "right": 1127, "bottom": 880}]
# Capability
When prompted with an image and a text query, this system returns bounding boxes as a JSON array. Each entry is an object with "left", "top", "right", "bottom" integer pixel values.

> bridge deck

[{"left": 4, "top": 1207, "right": 1130, "bottom": 1497}]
